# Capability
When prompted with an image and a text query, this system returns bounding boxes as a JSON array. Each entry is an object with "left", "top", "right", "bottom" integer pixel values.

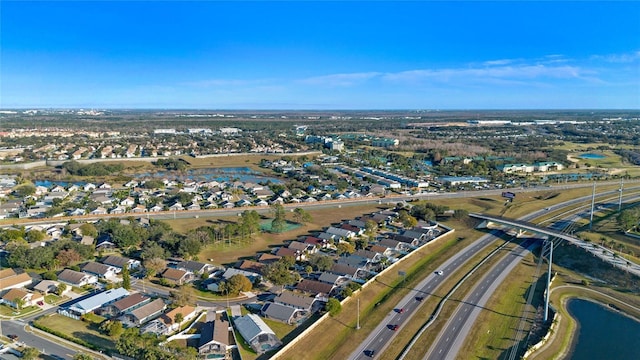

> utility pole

[
  {"left": 618, "top": 178, "right": 624, "bottom": 212},
  {"left": 589, "top": 182, "right": 596, "bottom": 230},
  {"left": 356, "top": 298, "right": 361, "bottom": 330},
  {"left": 544, "top": 239, "right": 553, "bottom": 322}
]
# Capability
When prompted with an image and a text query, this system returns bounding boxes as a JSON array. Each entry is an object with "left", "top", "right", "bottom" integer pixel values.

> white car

[{"left": 436, "top": 270, "right": 444, "bottom": 276}]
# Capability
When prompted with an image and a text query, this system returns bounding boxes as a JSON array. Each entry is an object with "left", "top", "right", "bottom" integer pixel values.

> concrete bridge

[{"left": 469, "top": 213, "right": 640, "bottom": 277}]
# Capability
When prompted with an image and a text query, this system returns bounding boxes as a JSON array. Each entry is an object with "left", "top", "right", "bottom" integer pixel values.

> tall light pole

[
  {"left": 356, "top": 298, "right": 361, "bottom": 330},
  {"left": 618, "top": 178, "right": 624, "bottom": 212},
  {"left": 589, "top": 182, "right": 596, "bottom": 230},
  {"left": 544, "top": 239, "right": 553, "bottom": 322}
]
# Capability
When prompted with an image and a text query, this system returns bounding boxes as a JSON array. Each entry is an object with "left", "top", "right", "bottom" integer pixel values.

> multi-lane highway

[
  {"left": 350, "top": 187, "right": 640, "bottom": 359},
  {"left": 421, "top": 197, "right": 640, "bottom": 359},
  {"left": 349, "top": 228, "right": 507, "bottom": 359}
]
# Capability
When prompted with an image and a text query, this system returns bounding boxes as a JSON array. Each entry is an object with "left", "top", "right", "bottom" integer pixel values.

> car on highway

[
  {"left": 397, "top": 308, "right": 405, "bottom": 314},
  {"left": 436, "top": 270, "right": 444, "bottom": 275},
  {"left": 365, "top": 349, "right": 375, "bottom": 357},
  {"left": 391, "top": 324, "right": 399, "bottom": 331},
  {"left": 415, "top": 296, "right": 424, "bottom": 301}
]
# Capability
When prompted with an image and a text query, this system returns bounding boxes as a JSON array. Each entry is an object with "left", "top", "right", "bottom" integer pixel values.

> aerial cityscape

[{"left": 0, "top": 2, "right": 639, "bottom": 360}]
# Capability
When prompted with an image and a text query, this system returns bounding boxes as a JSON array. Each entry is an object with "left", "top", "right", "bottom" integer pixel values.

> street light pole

[
  {"left": 356, "top": 298, "right": 361, "bottom": 330},
  {"left": 589, "top": 182, "right": 596, "bottom": 230}
]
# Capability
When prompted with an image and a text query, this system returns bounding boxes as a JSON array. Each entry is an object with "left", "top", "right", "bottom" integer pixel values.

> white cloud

[
  {"left": 591, "top": 50, "right": 640, "bottom": 63},
  {"left": 299, "top": 72, "right": 382, "bottom": 86},
  {"left": 381, "top": 64, "right": 588, "bottom": 84},
  {"left": 182, "top": 78, "right": 274, "bottom": 87}
]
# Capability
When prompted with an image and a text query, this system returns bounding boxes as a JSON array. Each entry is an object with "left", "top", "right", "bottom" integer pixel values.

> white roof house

[
  {"left": 234, "top": 314, "right": 281, "bottom": 353},
  {"left": 59, "top": 288, "right": 129, "bottom": 319}
]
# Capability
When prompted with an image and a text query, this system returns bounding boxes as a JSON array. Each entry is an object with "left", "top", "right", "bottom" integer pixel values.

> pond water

[
  {"left": 578, "top": 153, "right": 606, "bottom": 159},
  {"left": 566, "top": 298, "right": 640, "bottom": 359},
  {"left": 135, "top": 167, "right": 282, "bottom": 184}
]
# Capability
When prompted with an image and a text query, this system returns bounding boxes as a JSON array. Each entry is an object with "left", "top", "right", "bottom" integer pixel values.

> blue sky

[{"left": 1, "top": 1, "right": 639, "bottom": 109}]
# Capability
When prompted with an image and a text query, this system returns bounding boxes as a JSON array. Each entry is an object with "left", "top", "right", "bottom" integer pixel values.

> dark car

[
  {"left": 415, "top": 296, "right": 424, "bottom": 301},
  {"left": 397, "top": 308, "right": 405, "bottom": 314},
  {"left": 365, "top": 349, "right": 375, "bottom": 357},
  {"left": 7, "top": 334, "right": 18, "bottom": 341},
  {"left": 391, "top": 324, "right": 399, "bottom": 331}
]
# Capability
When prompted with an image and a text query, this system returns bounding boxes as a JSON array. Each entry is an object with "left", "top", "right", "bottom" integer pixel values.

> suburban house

[
  {"left": 100, "top": 293, "right": 151, "bottom": 317},
  {"left": 0, "top": 269, "right": 33, "bottom": 291},
  {"left": 81, "top": 261, "right": 118, "bottom": 279},
  {"left": 273, "top": 291, "right": 316, "bottom": 312},
  {"left": 198, "top": 318, "right": 231, "bottom": 357},
  {"left": 161, "top": 268, "right": 194, "bottom": 286},
  {"left": 58, "top": 288, "right": 129, "bottom": 319},
  {"left": 234, "top": 314, "right": 281, "bottom": 354},
  {"left": 175, "top": 260, "right": 215, "bottom": 275},
  {"left": 57, "top": 269, "right": 98, "bottom": 287},
  {"left": 157, "top": 305, "right": 198, "bottom": 334},
  {"left": 121, "top": 298, "right": 166, "bottom": 326},
  {"left": 1, "top": 288, "right": 42, "bottom": 308},
  {"left": 33, "top": 280, "right": 64, "bottom": 295},
  {"left": 222, "top": 268, "right": 261, "bottom": 283},
  {"left": 261, "top": 302, "right": 299, "bottom": 324},
  {"left": 295, "top": 279, "right": 334, "bottom": 300},
  {"left": 101, "top": 255, "right": 141, "bottom": 271}
]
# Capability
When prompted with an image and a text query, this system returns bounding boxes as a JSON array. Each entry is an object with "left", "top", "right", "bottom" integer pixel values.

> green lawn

[
  {"left": 35, "top": 314, "right": 116, "bottom": 351},
  {"left": 262, "top": 318, "right": 296, "bottom": 340},
  {"left": 0, "top": 304, "right": 39, "bottom": 317}
]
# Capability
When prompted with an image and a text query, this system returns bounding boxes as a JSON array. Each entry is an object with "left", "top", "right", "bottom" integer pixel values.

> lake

[
  {"left": 567, "top": 298, "right": 640, "bottom": 359},
  {"left": 135, "top": 167, "right": 283, "bottom": 184},
  {"left": 578, "top": 153, "right": 606, "bottom": 159}
]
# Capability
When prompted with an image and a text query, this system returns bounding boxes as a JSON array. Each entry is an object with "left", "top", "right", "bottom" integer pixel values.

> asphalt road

[
  {"left": 425, "top": 239, "right": 536, "bottom": 360},
  {"left": 349, "top": 228, "right": 508, "bottom": 360},
  {"left": 1, "top": 320, "right": 76, "bottom": 360},
  {"left": 349, "top": 187, "right": 640, "bottom": 360},
  {"left": 422, "top": 196, "right": 640, "bottom": 359}
]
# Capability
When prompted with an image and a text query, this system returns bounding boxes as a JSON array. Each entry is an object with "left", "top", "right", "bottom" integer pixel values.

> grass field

[
  {"left": 180, "top": 152, "right": 319, "bottom": 171},
  {"left": 35, "top": 314, "right": 115, "bottom": 351},
  {"left": 165, "top": 203, "right": 384, "bottom": 265}
]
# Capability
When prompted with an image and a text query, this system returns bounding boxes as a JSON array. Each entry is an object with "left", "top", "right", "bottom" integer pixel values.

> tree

[
  {"left": 79, "top": 223, "right": 98, "bottom": 237},
  {"left": 309, "top": 254, "right": 334, "bottom": 271},
  {"left": 336, "top": 242, "right": 355, "bottom": 256},
  {"left": 263, "top": 259, "right": 297, "bottom": 291},
  {"left": 355, "top": 237, "right": 368, "bottom": 250},
  {"left": 13, "top": 182, "right": 36, "bottom": 197},
  {"left": 144, "top": 257, "right": 166, "bottom": 277},
  {"left": 293, "top": 208, "right": 312, "bottom": 224},
  {"left": 174, "top": 312, "right": 184, "bottom": 326},
  {"left": 56, "top": 248, "right": 82, "bottom": 267},
  {"left": 364, "top": 220, "right": 378, "bottom": 236},
  {"left": 178, "top": 237, "right": 202, "bottom": 258},
  {"left": 398, "top": 210, "right": 418, "bottom": 228},
  {"left": 20, "top": 347, "right": 40, "bottom": 360},
  {"left": 170, "top": 285, "right": 195, "bottom": 306},
  {"left": 304, "top": 265, "right": 313, "bottom": 276},
  {"left": 101, "top": 320, "right": 124, "bottom": 338},
  {"left": 122, "top": 265, "right": 131, "bottom": 290},
  {"left": 270, "top": 203, "right": 287, "bottom": 233},
  {"left": 240, "top": 210, "right": 261, "bottom": 236},
  {"left": 220, "top": 274, "right": 253, "bottom": 296},
  {"left": 56, "top": 283, "right": 67, "bottom": 296},
  {"left": 617, "top": 208, "right": 640, "bottom": 232},
  {"left": 325, "top": 298, "right": 342, "bottom": 316},
  {"left": 25, "top": 229, "right": 45, "bottom": 243},
  {"left": 13, "top": 297, "right": 26, "bottom": 311}
]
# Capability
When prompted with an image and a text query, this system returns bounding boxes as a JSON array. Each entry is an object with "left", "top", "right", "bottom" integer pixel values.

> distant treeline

[
  {"left": 61, "top": 160, "right": 124, "bottom": 176},
  {"left": 617, "top": 149, "right": 640, "bottom": 166}
]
